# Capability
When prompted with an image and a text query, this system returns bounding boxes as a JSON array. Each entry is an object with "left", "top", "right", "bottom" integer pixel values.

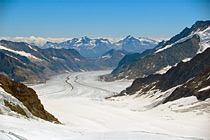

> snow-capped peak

[{"left": 125, "top": 35, "right": 135, "bottom": 40}]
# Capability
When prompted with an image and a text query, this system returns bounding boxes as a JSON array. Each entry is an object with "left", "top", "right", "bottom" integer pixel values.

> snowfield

[{"left": 0, "top": 70, "right": 210, "bottom": 140}]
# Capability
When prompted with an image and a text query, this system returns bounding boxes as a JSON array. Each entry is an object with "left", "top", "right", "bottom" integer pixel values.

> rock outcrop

[{"left": 0, "top": 75, "right": 60, "bottom": 123}]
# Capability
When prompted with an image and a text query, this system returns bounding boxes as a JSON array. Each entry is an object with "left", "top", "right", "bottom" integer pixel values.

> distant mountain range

[
  {"left": 103, "top": 20, "right": 210, "bottom": 81},
  {"left": 0, "top": 36, "right": 159, "bottom": 58},
  {"left": 42, "top": 36, "right": 159, "bottom": 57}
]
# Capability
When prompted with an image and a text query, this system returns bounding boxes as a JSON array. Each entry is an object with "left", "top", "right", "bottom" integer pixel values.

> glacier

[{"left": 0, "top": 70, "right": 209, "bottom": 140}]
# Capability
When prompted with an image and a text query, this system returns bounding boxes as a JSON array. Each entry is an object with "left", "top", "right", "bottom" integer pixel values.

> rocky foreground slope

[{"left": 0, "top": 75, "right": 60, "bottom": 123}]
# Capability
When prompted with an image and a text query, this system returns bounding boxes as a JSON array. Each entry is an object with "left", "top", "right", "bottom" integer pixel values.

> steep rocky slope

[
  {"left": 0, "top": 75, "right": 60, "bottom": 123},
  {"left": 88, "top": 49, "right": 129, "bottom": 69},
  {"left": 0, "top": 40, "right": 99, "bottom": 83},
  {"left": 118, "top": 48, "right": 210, "bottom": 104},
  {"left": 105, "top": 20, "right": 210, "bottom": 81}
]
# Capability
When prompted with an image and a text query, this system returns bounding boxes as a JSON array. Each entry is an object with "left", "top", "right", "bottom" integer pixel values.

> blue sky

[{"left": 0, "top": 0, "right": 209, "bottom": 38}]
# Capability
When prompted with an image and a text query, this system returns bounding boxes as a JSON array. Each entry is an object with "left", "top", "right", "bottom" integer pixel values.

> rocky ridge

[
  {"left": 104, "top": 20, "right": 210, "bottom": 81},
  {"left": 0, "top": 75, "right": 60, "bottom": 123},
  {"left": 118, "top": 48, "right": 210, "bottom": 104},
  {"left": 0, "top": 40, "right": 99, "bottom": 83}
]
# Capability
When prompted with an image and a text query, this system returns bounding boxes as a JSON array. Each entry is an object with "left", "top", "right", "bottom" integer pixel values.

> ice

[
  {"left": 155, "top": 65, "right": 172, "bottom": 74},
  {"left": 0, "top": 70, "right": 209, "bottom": 140},
  {"left": 198, "top": 85, "right": 210, "bottom": 92},
  {"left": 182, "top": 58, "right": 192, "bottom": 62},
  {"left": 28, "top": 44, "right": 38, "bottom": 52},
  {"left": 101, "top": 54, "right": 112, "bottom": 59},
  {"left": 197, "top": 27, "right": 210, "bottom": 54}
]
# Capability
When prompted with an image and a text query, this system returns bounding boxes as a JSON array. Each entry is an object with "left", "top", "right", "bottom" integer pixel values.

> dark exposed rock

[
  {"left": 111, "top": 35, "right": 200, "bottom": 80},
  {"left": 4, "top": 100, "right": 28, "bottom": 118},
  {"left": 122, "top": 48, "right": 210, "bottom": 102},
  {"left": 163, "top": 67, "right": 210, "bottom": 103},
  {"left": 0, "top": 51, "right": 42, "bottom": 82},
  {"left": 88, "top": 49, "right": 129, "bottom": 69},
  {"left": 0, "top": 75, "right": 60, "bottom": 123}
]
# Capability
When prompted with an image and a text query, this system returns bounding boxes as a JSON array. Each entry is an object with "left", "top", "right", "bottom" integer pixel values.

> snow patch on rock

[{"left": 0, "top": 45, "right": 42, "bottom": 61}]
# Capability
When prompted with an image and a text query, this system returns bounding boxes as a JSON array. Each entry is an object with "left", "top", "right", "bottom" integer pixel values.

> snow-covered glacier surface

[{"left": 0, "top": 70, "right": 210, "bottom": 140}]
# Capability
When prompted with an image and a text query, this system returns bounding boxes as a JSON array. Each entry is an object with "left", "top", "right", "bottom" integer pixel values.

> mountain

[
  {"left": 115, "top": 48, "right": 210, "bottom": 106},
  {"left": 105, "top": 20, "right": 210, "bottom": 81},
  {"left": 43, "top": 37, "right": 112, "bottom": 57},
  {"left": 43, "top": 36, "right": 159, "bottom": 57},
  {"left": 88, "top": 49, "right": 129, "bottom": 69},
  {"left": 113, "top": 35, "right": 158, "bottom": 53},
  {"left": 0, "top": 75, "right": 60, "bottom": 123},
  {"left": 0, "top": 40, "right": 99, "bottom": 83}
]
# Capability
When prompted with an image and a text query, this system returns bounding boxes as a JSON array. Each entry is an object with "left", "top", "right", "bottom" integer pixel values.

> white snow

[
  {"left": 52, "top": 56, "right": 58, "bottom": 60},
  {"left": 74, "top": 58, "right": 80, "bottom": 61},
  {"left": 28, "top": 45, "right": 37, "bottom": 52},
  {"left": 0, "top": 87, "right": 34, "bottom": 119},
  {"left": 138, "top": 37, "right": 159, "bottom": 45},
  {"left": 0, "top": 45, "right": 42, "bottom": 61},
  {"left": 197, "top": 26, "right": 210, "bottom": 54},
  {"left": 101, "top": 54, "right": 111, "bottom": 59},
  {"left": 198, "top": 85, "right": 210, "bottom": 92},
  {"left": 182, "top": 58, "right": 192, "bottom": 62},
  {"left": 0, "top": 70, "right": 210, "bottom": 140},
  {"left": 155, "top": 65, "right": 172, "bottom": 74},
  {"left": 155, "top": 26, "right": 210, "bottom": 54},
  {"left": 100, "top": 39, "right": 109, "bottom": 44}
]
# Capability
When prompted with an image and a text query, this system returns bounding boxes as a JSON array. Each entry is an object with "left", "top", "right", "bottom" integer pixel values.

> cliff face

[
  {"left": 0, "top": 75, "right": 60, "bottom": 123},
  {"left": 163, "top": 66, "right": 210, "bottom": 103},
  {"left": 88, "top": 49, "right": 129, "bottom": 69},
  {"left": 120, "top": 48, "right": 210, "bottom": 103}
]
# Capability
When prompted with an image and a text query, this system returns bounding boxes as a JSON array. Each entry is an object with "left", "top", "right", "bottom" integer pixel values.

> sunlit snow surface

[
  {"left": 0, "top": 70, "right": 210, "bottom": 140},
  {"left": 155, "top": 27, "right": 210, "bottom": 54}
]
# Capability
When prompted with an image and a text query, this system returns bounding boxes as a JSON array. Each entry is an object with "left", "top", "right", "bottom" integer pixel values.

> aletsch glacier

[{"left": 1, "top": 70, "right": 209, "bottom": 140}]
